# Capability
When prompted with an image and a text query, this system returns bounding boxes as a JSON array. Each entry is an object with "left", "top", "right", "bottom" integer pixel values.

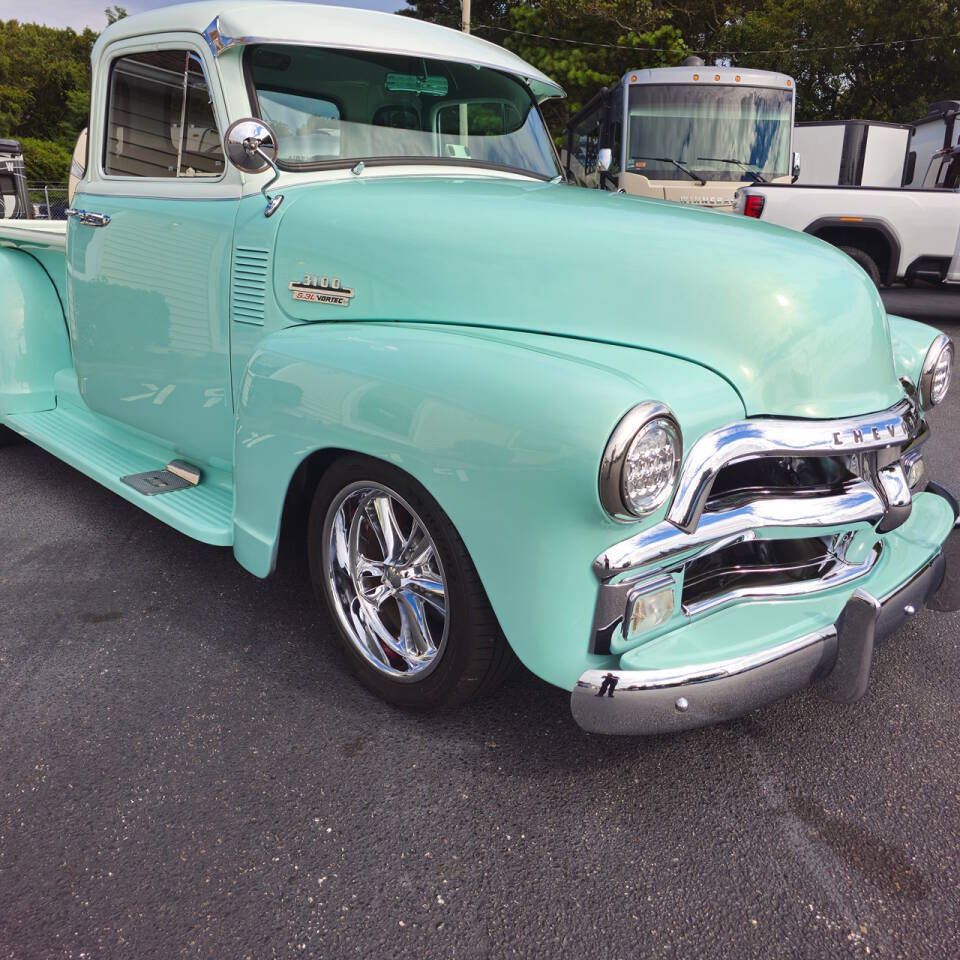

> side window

[
  {"left": 567, "top": 105, "right": 603, "bottom": 188},
  {"left": 105, "top": 49, "right": 224, "bottom": 178}
]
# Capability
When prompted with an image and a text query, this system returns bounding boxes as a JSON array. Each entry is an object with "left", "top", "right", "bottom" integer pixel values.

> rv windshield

[
  {"left": 627, "top": 85, "right": 793, "bottom": 182},
  {"left": 247, "top": 45, "right": 560, "bottom": 180}
]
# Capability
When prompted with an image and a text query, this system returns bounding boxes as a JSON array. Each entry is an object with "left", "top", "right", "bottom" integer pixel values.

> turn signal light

[
  {"left": 743, "top": 195, "right": 765, "bottom": 218},
  {"left": 625, "top": 583, "right": 675, "bottom": 639}
]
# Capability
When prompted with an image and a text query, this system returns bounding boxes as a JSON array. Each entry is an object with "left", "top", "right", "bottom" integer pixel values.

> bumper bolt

[
  {"left": 675, "top": 697, "right": 689, "bottom": 712},
  {"left": 904, "top": 604, "right": 916, "bottom": 615}
]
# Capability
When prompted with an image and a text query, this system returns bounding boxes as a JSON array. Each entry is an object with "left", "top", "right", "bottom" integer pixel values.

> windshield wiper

[
  {"left": 632, "top": 156, "right": 706, "bottom": 186},
  {"left": 697, "top": 157, "right": 767, "bottom": 183}
]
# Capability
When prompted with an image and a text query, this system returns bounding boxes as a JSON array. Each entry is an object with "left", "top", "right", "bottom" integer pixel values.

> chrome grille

[{"left": 590, "top": 398, "right": 926, "bottom": 654}]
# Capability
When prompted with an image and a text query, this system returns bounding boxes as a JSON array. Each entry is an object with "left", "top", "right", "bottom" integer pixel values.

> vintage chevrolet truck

[{"left": 1, "top": 2, "right": 957, "bottom": 735}]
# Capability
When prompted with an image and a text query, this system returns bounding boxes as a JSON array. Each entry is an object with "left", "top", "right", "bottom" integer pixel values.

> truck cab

[{"left": 562, "top": 60, "right": 797, "bottom": 210}]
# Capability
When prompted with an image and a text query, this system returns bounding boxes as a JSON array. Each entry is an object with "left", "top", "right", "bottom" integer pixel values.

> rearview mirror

[
  {"left": 224, "top": 118, "right": 279, "bottom": 174},
  {"left": 597, "top": 147, "right": 612, "bottom": 173},
  {"left": 385, "top": 73, "right": 448, "bottom": 96},
  {"left": 791, "top": 151, "right": 801, "bottom": 183},
  {"left": 224, "top": 118, "right": 284, "bottom": 217}
]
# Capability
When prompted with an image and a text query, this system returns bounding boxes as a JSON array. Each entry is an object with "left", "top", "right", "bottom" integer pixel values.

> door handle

[{"left": 65, "top": 208, "right": 111, "bottom": 227}]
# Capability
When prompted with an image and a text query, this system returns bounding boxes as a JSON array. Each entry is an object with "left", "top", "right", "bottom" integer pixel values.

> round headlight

[
  {"left": 919, "top": 334, "right": 954, "bottom": 410},
  {"left": 600, "top": 403, "right": 682, "bottom": 520}
]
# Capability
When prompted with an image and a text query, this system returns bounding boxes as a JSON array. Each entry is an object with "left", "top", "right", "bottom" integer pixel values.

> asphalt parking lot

[{"left": 2, "top": 310, "right": 960, "bottom": 960}]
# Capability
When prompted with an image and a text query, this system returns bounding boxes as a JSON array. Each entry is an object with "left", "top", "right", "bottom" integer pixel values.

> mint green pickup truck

[{"left": 1, "top": 1, "right": 956, "bottom": 734}]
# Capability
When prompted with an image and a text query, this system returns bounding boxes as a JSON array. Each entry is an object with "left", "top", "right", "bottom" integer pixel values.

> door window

[
  {"left": 105, "top": 49, "right": 224, "bottom": 178},
  {"left": 566, "top": 103, "right": 604, "bottom": 187}
]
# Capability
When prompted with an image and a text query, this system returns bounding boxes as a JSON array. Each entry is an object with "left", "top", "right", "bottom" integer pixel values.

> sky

[{"left": 0, "top": 0, "right": 402, "bottom": 32}]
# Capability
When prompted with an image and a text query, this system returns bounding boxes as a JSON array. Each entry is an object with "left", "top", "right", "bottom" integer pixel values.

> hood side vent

[{"left": 231, "top": 246, "right": 270, "bottom": 325}]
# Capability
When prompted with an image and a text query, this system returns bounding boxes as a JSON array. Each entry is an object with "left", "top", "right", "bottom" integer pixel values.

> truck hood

[{"left": 272, "top": 176, "right": 902, "bottom": 418}]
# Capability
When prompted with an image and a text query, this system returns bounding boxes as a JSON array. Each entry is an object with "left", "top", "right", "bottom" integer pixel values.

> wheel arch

[
  {"left": 803, "top": 216, "right": 901, "bottom": 286},
  {"left": 230, "top": 322, "right": 744, "bottom": 689},
  {"left": 0, "top": 246, "right": 72, "bottom": 418}
]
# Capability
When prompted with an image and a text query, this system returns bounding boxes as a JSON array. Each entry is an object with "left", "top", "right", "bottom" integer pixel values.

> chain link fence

[{"left": 27, "top": 181, "right": 69, "bottom": 219}]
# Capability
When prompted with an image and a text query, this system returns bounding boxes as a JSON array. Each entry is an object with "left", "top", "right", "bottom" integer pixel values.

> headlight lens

[
  {"left": 622, "top": 419, "right": 682, "bottom": 515},
  {"left": 600, "top": 403, "right": 683, "bottom": 520},
  {"left": 919, "top": 335, "right": 954, "bottom": 410}
]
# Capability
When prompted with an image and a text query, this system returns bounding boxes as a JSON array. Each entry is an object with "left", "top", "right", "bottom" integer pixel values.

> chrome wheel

[{"left": 322, "top": 481, "right": 450, "bottom": 681}]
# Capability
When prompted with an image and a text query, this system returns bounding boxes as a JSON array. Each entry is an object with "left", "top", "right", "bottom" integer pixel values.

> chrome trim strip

[
  {"left": 594, "top": 478, "right": 883, "bottom": 581},
  {"left": 667, "top": 398, "right": 916, "bottom": 533}
]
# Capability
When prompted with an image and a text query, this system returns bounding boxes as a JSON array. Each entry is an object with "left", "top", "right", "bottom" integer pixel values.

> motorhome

[{"left": 562, "top": 59, "right": 797, "bottom": 210}]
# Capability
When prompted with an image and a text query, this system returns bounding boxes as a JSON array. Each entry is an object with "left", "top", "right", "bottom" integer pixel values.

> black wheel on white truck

[{"left": 837, "top": 244, "right": 883, "bottom": 287}]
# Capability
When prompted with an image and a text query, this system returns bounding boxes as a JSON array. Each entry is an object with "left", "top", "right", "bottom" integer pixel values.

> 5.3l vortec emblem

[
  {"left": 289, "top": 275, "right": 354, "bottom": 307},
  {"left": 832, "top": 421, "right": 901, "bottom": 446}
]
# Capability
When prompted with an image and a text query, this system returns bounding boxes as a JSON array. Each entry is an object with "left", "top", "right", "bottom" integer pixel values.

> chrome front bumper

[{"left": 572, "top": 543, "right": 950, "bottom": 735}]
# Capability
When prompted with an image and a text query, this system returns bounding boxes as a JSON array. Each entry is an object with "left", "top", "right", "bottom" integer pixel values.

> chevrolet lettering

[{"left": 0, "top": 2, "right": 957, "bottom": 736}]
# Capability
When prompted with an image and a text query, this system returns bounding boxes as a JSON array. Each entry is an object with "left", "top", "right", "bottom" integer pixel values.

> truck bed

[
  {"left": 0, "top": 219, "right": 68, "bottom": 306},
  {"left": 0, "top": 218, "right": 66, "bottom": 252},
  {"left": 736, "top": 182, "right": 960, "bottom": 284}
]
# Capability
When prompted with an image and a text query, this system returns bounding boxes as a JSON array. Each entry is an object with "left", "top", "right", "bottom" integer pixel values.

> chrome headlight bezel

[
  {"left": 599, "top": 402, "right": 683, "bottom": 521},
  {"left": 919, "top": 334, "right": 954, "bottom": 410}
]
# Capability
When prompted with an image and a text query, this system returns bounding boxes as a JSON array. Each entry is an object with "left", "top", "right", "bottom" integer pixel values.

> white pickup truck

[{"left": 734, "top": 148, "right": 960, "bottom": 288}]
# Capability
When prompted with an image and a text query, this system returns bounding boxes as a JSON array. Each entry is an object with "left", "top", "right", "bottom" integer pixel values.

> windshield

[
  {"left": 247, "top": 45, "right": 560, "bottom": 179},
  {"left": 627, "top": 84, "right": 792, "bottom": 182}
]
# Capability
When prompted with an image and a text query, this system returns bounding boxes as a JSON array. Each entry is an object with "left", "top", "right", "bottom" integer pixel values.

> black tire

[
  {"left": 838, "top": 245, "right": 883, "bottom": 288},
  {"left": 308, "top": 454, "right": 515, "bottom": 709}
]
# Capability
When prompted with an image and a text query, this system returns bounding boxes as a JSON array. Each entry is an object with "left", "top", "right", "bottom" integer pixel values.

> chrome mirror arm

[{"left": 253, "top": 145, "right": 284, "bottom": 218}]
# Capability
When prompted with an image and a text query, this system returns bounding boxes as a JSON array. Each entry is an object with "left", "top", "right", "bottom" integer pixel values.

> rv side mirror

[
  {"left": 597, "top": 147, "right": 612, "bottom": 173},
  {"left": 791, "top": 151, "right": 801, "bottom": 183}
]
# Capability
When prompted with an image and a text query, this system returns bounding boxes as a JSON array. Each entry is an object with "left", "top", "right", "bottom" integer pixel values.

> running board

[{"left": 7, "top": 406, "right": 233, "bottom": 546}]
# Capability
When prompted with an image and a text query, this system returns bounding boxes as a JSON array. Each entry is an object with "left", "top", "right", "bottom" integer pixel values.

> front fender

[
  {"left": 232, "top": 322, "right": 743, "bottom": 690},
  {"left": 888, "top": 314, "right": 944, "bottom": 387}
]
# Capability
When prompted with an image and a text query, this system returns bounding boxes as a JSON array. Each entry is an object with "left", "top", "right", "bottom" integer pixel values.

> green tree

[
  {"left": 497, "top": 2, "right": 686, "bottom": 129},
  {"left": 651, "top": 0, "right": 960, "bottom": 122},
  {"left": 17, "top": 136, "right": 72, "bottom": 182},
  {"left": 0, "top": 19, "right": 96, "bottom": 180}
]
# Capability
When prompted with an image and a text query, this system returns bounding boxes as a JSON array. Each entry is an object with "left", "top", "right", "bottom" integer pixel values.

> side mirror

[
  {"left": 224, "top": 118, "right": 284, "bottom": 217},
  {"left": 597, "top": 147, "right": 613, "bottom": 173},
  {"left": 791, "top": 151, "right": 801, "bottom": 183}
]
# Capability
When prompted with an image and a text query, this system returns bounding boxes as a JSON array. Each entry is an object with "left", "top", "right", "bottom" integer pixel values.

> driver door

[{"left": 67, "top": 41, "right": 240, "bottom": 466}]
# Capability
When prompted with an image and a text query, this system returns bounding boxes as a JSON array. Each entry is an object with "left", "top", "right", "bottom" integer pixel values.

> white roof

[
  {"left": 624, "top": 65, "right": 794, "bottom": 90},
  {"left": 93, "top": 1, "right": 565, "bottom": 101}
]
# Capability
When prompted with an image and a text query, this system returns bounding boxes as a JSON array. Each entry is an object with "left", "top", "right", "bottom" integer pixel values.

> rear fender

[
  {"left": 231, "top": 322, "right": 743, "bottom": 689},
  {"left": 0, "top": 247, "right": 71, "bottom": 417}
]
